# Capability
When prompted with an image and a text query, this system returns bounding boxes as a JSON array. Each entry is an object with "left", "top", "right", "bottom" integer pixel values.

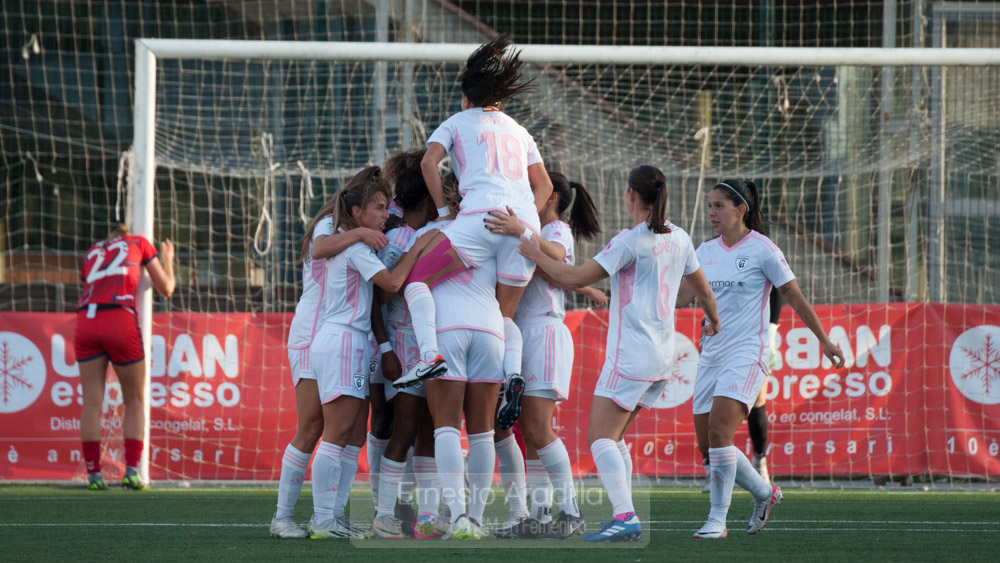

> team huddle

[{"left": 73, "top": 33, "right": 845, "bottom": 544}]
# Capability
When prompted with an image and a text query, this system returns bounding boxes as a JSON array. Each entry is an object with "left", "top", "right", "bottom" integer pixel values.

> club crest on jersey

[
  {"left": 368, "top": 358, "right": 378, "bottom": 376},
  {"left": 736, "top": 255, "right": 750, "bottom": 271},
  {"left": 354, "top": 373, "right": 365, "bottom": 390}
]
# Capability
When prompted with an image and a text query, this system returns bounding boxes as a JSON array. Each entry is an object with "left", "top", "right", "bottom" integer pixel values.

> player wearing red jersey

[{"left": 75, "top": 225, "right": 176, "bottom": 490}]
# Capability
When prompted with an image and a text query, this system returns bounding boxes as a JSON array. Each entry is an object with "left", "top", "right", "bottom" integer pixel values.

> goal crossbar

[{"left": 137, "top": 38, "right": 1000, "bottom": 66}]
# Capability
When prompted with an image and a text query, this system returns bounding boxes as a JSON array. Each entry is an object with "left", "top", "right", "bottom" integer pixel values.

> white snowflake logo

[
  {"left": 653, "top": 334, "right": 698, "bottom": 409},
  {"left": 949, "top": 325, "right": 1000, "bottom": 405},
  {"left": 0, "top": 332, "right": 46, "bottom": 413}
]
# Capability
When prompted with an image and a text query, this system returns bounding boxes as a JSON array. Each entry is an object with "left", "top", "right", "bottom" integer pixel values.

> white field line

[{"left": 1, "top": 519, "right": 997, "bottom": 529}]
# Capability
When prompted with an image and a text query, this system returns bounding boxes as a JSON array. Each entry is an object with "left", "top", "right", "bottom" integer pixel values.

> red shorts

[{"left": 74, "top": 307, "right": 144, "bottom": 365}]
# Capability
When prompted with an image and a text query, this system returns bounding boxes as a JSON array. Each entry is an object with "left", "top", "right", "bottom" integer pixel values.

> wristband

[
  {"left": 378, "top": 341, "right": 393, "bottom": 354},
  {"left": 437, "top": 205, "right": 451, "bottom": 218},
  {"left": 520, "top": 229, "right": 532, "bottom": 240}
]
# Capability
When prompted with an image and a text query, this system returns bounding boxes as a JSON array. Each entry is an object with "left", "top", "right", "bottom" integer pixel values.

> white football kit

[
  {"left": 427, "top": 107, "right": 543, "bottom": 286},
  {"left": 514, "top": 220, "right": 576, "bottom": 401},
  {"left": 692, "top": 231, "right": 795, "bottom": 413},
  {"left": 313, "top": 240, "right": 387, "bottom": 404},
  {"left": 592, "top": 221, "right": 699, "bottom": 411},
  {"left": 286, "top": 215, "right": 334, "bottom": 385},
  {"left": 429, "top": 219, "right": 504, "bottom": 384}
]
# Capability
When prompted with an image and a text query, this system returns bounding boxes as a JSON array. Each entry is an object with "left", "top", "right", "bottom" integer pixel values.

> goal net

[{"left": 121, "top": 39, "right": 1000, "bottom": 484}]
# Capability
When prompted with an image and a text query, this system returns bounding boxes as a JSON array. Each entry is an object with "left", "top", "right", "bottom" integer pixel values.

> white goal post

[{"left": 130, "top": 39, "right": 1000, "bottom": 483}]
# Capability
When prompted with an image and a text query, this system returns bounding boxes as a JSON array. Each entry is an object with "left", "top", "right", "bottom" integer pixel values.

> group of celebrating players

[{"left": 75, "top": 33, "right": 845, "bottom": 544}]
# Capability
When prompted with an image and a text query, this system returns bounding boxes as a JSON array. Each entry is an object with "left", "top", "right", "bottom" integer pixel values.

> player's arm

[
  {"left": 777, "top": 279, "right": 845, "bottom": 368},
  {"left": 527, "top": 162, "right": 554, "bottom": 213},
  {"left": 370, "top": 296, "right": 402, "bottom": 381},
  {"left": 421, "top": 142, "right": 451, "bottom": 219},
  {"left": 675, "top": 277, "right": 697, "bottom": 308},
  {"left": 484, "top": 207, "right": 567, "bottom": 262},
  {"left": 312, "top": 229, "right": 388, "bottom": 259},
  {"left": 682, "top": 267, "right": 720, "bottom": 336},
  {"left": 145, "top": 239, "right": 176, "bottom": 297},
  {"left": 372, "top": 230, "right": 437, "bottom": 298},
  {"left": 519, "top": 236, "right": 608, "bottom": 288}
]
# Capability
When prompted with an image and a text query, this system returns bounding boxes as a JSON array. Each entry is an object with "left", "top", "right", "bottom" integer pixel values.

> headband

[{"left": 718, "top": 182, "right": 749, "bottom": 210}]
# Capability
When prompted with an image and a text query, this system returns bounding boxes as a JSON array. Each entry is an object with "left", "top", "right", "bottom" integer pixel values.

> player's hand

[
  {"left": 484, "top": 206, "right": 525, "bottom": 238},
  {"left": 701, "top": 316, "right": 721, "bottom": 337},
  {"left": 358, "top": 228, "right": 389, "bottom": 251},
  {"left": 381, "top": 350, "right": 402, "bottom": 381},
  {"left": 582, "top": 286, "right": 608, "bottom": 308},
  {"left": 823, "top": 341, "right": 846, "bottom": 369},
  {"left": 159, "top": 239, "right": 175, "bottom": 264},
  {"left": 411, "top": 229, "right": 438, "bottom": 253},
  {"left": 517, "top": 235, "right": 543, "bottom": 262}
]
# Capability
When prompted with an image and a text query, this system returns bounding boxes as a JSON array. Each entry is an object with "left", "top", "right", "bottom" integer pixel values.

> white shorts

[
  {"left": 442, "top": 207, "right": 541, "bottom": 287},
  {"left": 437, "top": 328, "right": 504, "bottom": 383},
  {"left": 287, "top": 346, "right": 316, "bottom": 386},
  {"left": 594, "top": 366, "right": 668, "bottom": 411},
  {"left": 386, "top": 329, "right": 426, "bottom": 401},
  {"left": 692, "top": 359, "right": 767, "bottom": 415},
  {"left": 313, "top": 323, "right": 371, "bottom": 404},
  {"left": 518, "top": 319, "right": 573, "bottom": 402}
]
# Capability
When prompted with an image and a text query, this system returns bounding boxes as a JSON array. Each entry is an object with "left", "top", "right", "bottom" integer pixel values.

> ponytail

[
  {"left": 627, "top": 165, "right": 671, "bottom": 234},
  {"left": 299, "top": 166, "right": 388, "bottom": 263},
  {"left": 566, "top": 181, "right": 601, "bottom": 240},
  {"left": 102, "top": 224, "right": 130, "bottom": 246}
]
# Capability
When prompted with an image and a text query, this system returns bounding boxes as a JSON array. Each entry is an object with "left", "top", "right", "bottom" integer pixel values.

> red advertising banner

[{"left": 1, "top": 304, "right": 998, "bottom": 481}]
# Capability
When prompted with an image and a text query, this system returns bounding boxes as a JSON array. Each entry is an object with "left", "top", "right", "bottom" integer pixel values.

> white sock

[
  {"left": 276, "top": 443, "right": 312, "bottom": 519},
  {"left": 311, "top": 441, "right": 343, "bottom": 521},
  {"left": 404, "top": 283, "right": 439, "bottom": 361},
  {"left": 591, "top": 438, "right": 633, "bottom": 516},
  {"left": 400, "top": 447, "right": 415, "bottom": 503},
  {"left": 502, "top": 317, "right": 523, "bottom": 378},
  {"left": 412, "top": 455, "right": 440, "bottom": 516},
  {"left": 367, "top": 433, "right": 389, "bottom": 505},
  {"left": 708, "top": 446, "right": 740, "bottom": 524},
  {"left": 734, "top": 446, "right": 772, "bottom": 500},
  {"left": 334, "top": 445, "right": 361, "bottom": 517},
  {"left": 434, "top": 426, "right": 465, "bottom": 523},
  {"left": 537, "top": 438, "right": 580, "bottom": 517},
  {"left": 495, "top": 435, "right": 528, "bottom": 519},
  {"left": 376, "top": 456, "right": 407, "bottom": 518},
  {"left": 616, "top": 440, "right": 633, "bottom": 496},
  {"left": 467, "top": 430, "right": 496, "bottom": 523},
  {"left": 525, "top": 458, "right": 553, "bottom": 522}
]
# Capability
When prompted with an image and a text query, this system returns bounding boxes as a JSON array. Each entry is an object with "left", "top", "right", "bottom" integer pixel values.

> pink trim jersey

[
  {"left": 321, "top": 240, "right": 387, "bottom": 333},
  {"left": 426, "top": 107, "right": 542, "bottom": 214},
  {"left": 77, "top": 235, "right": 158, "bottom": 310},
  {"left": 426, "top": 221, "right": 504, "bottom": 338},
  {"left": 378, "top": 225, "right": 418, "bottom": 332},
  {"left": 514, "top": 220, "right": 574, "bottom": 322},
  {"left": 593, "top": 222, "right": 699, "bottom": 381},
  {"left": 696, "top": 231, "right": 794, "bottom": 367},
  {"left": 288, "top": 216, "right": 334, "bottom": 349}
]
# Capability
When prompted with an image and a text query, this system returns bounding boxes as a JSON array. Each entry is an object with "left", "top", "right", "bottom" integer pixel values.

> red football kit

[{"left": 74, "top": 235, "right": 158, "bottom": 364}]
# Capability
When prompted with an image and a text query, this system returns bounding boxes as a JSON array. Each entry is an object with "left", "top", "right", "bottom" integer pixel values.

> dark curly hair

[{"left": 460, "top": 33, "right": 535, "bottom": 107}]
